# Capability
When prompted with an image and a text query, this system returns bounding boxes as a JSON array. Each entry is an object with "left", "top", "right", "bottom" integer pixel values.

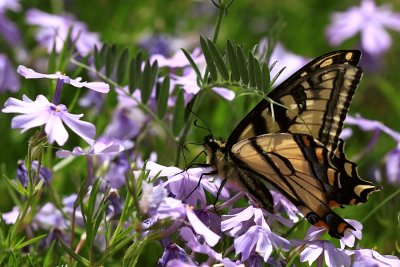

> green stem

[
  {"left": 361, "top": 186, "right": 400, "bottom": 223},
  {"left": 174, "top": 1, "right": 232, "bottom": 166}
]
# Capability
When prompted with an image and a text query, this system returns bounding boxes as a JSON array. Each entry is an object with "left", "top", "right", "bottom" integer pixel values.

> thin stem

[{"left": 361, "top": 186, "right": 400, "bottom": 223}]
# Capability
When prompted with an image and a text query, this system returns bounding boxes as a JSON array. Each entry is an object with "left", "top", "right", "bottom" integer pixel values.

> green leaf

[
  {"left": 94, "top": 44, "right": 107, "bottom": 71},
  {"left": 207, "top": 39, "right": 229, "bottom": 80},
  {"left": 140, "top": 60, "right": 158, "bottom": 104},
  {"left": 156, "top": 76, "right": 170, "bottom": 119},
  {"left": 236, "top": 45, "right": 248, "bottom": 85},
  {"left": 105, "top": 44, "right": 117, "bottom": 77},
  {"left": 261, "top": 63, "right": 270, "bottom": 94},
  {"left": 14, "top": 234, "right": 47, "bottom": 250},
  {"left": 226, "top": 40, "right": 240, "bottom": 82},
  {"left": 181, "top": 48, "right": 203, "bottom": 84},
  {"left": 117, "top": 48, "right": 130, "bottom": 85},
  {"left": 200, "top": 36, "right": 217, "bottom": 81},
  {"left": 2, "top": 175, "right": 28, "bottom": 196},
  {"left": 60, "top": 241, "right": 90, "bottom": 266},
  {"left": 172, "top": 89, "right": 185, "bottom": 137},
  {"left": 43, "top": 241, "right": 55, "bottom": 267},
  {"left": 248, "top": 51, "right": 256, "bottom": 88},
  {"left": 253, "top": 57, "right": 263, "bottom": 93}
]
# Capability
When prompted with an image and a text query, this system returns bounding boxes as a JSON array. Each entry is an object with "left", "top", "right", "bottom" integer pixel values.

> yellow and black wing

[
  {"left": 230, "top": 133, "right": 380, "bottom": 238},
  {"left": 227, "top": 50, "right": 362, "bottom": 153}
]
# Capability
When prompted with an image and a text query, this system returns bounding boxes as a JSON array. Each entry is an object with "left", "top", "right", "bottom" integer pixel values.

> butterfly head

[{"left": 203, "top": 135, "right": 227, "bottom": 165}]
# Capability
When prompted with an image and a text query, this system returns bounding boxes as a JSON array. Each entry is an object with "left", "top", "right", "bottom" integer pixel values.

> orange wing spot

[
  {"left": 337, "top": 222, "right": 349, "bottom": 234},
  {"left": 302, "top": 136, "right": 311, "bottom": 147},
  {"left": 314, "top": 220, "right": 329, "bottom": 229},
  {"left": 328, "top": 200, "right": 340, "bottom": 208},
  {"left": 315, "top": 148, "right": 324, "bottom": 164},
  {"left": 349, "top": 198, "right": 357, "bottom": 205},
  {"left": 327, "top": 169, "right": 336, "bottom": 186}
]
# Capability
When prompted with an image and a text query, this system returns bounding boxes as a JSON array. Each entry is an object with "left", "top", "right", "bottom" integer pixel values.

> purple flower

[
  {"left": 304, "top": 219, "right": 362, "bottom": 248},
  {"left": 16, "top": 160, "right": 52, "bottom": 187},
  {"left": 346, "top": 114, "right": 400, "bottom": 142},
  {"left": 271, "top": 190, "right": 301, "bottom": 223},
  {"left": 2, "top": 95, "right": 96, "bottom": 145},
  {"left": 171, "top": 68, "right": 235, "bottom": 102},
  {"left": 222, "top": 207, "right": 290, "bottom": 263},
  {"left": 0, "top": 0, "right": 21, "bottom": 45},
  {"left": 150, "top": 47, "right": 204, "bottom": 68},
  {"left": 56, "top": 136, "right": 131, "bottom": 158},
  {"left": 143, "top": 161, "right": 229, "bottom": 208},
  {"left": 0, "top": 54, "right": 19, "bottom": 92},
  {"left": 2, "top": 206, "right": 20, "bottom": 224},
  {"left": 17, "top": 65, "right": 110, "bottom": 93},
  {"left": 263, "top": 40, "right": 309, "bottom": 87},
  {"left": 346, "top": 114, "right": 400, "bottom": 184},
  {"left": 33, "top": 203, "right": 67, "bottom": 230},
  {"left": 179, "top": 226, "right": 237, "bottom": 267},
  {"left": 326, "top": 0, "right": 400, "bottom": 55},
  {"left": 295, "top": 239, "right": 351, "bottom": 267},
  {"left": 385, "top": 145, "right": 400, "bottom": 184},
  {"left": 158, "top": 242, "right": 193, "bottom": 267},
  {"left": 351, "top": 248, "right": 400, "bottom": 267},
  {"left": 139, "top": 182, "right": 168, "bottom": 215},
  {"left": 138, "top": 34, "right": 171, "bottom": 56},
  {"left": 25, "top": 8, "right": 101, "bottom": 56}
]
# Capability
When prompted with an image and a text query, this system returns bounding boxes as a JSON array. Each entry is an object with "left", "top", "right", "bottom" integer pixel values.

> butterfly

[{"left": 204, "top": 50, "right": 381, "bottom": 238}]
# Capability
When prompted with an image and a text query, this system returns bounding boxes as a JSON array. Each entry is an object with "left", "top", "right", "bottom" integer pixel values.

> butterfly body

[{"left": 205, "top": 50, "right": 381, "bottom": 238}]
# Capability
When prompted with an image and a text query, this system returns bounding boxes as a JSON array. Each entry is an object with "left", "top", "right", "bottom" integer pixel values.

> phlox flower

[
  {"left": 179, "top": 226, "right": 237, "bottom": 267},
  {"left": 16, "top": 160, "right": 52, "bottom": 187},
  {"left": 350, "top": 248, "right": 400, "bottom": 266},
  {"left": 268, "top": 41, "right": 309, "bottom": 87},
  {"left": 158, "top": 242, "right": 193, "bottom": 267},
  {"left": 293, "top": 239, "right": 351, "bottom": 267},
  {"left": 56, "top": 136, "right": 131, "bottom": 158},
  {"left": 0, "top": 54, "right": 19, "bottom": 92},
  {"left": 0, "top": 0, "right": 21, "bottom": 45},
  {"left": 17, "top": 65, "right": 110, "bottom": 93},
  {"left": 326, "top": 0, "right": 400, "bottom": 55},
  {"left": 141, "top": 161, "right": 229, "bottom": 208},
  {"left": 346, "top": 114, "right": 400, "bottom": 184},
  {"left": 25, "top": 8, "right": 101, "bottom": 56},
  {"left": 222, "top": 206, "right": 290, "bottom": 263},
  {"left": 2, "top": 95, "right": 96, "bottom": 146}
]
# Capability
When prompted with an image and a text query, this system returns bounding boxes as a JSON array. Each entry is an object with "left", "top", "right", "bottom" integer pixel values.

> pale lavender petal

[
  {"left": 45, "top": 113, "right": 69, "bottom": 145},
  {"left": 255, "top": 233, "right": 273, "bottom": 262},
  {"left": 340, "top": 219, "right": 362, "bottom": 249},
  {"left": 269, "top": 43, "right": 309, "bottom": 87},
  {"left": 326, "top": 9, "right": 363, "bottom": 45},
  {"left": 11, "top": 111, "right": 49, "bottom": 132},
  {"left": 361, "top": 23, "right": 391, "bottom": 55},
  {"left": 212, "top": 87, "right": 235, "bottom": 101},
  {"left": 61, "top": 111, "right": 96, "bottom": 145},
  {"left": 323, "top": 243, "right": 351, "bottom": 267},
  {"left": 17, "top": 65, "right": 61, "bottom": 79},
  {"left": 186, "top": 207, "right": 220, "bottom": 247},
  {"left": 300, "top": 243, "right": 323, "bottom": 265},
  {"left": 2, "top": 206, "right": 20, "bottom": 224},
  {"left": 0, "top": 54, "right": 19, "bottom": 92},
  {"left": 221, "top": 206, "right": 255, "bottom": 232},
  {"left": 68, "top": 80, "right": 110, "bottom": 93}
]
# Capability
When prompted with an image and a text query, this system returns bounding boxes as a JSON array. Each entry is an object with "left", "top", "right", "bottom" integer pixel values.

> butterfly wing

[
  {"left": 227, "top": 50, "right": 362, "bottom": 153},
  {"left": 229, "top": 133, "right": 379, "bottom": 238}
]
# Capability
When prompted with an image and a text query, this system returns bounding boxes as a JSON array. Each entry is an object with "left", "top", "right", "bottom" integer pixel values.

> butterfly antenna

[{"left": 191, "top": 110, "right": 213, "bottom": 137}]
